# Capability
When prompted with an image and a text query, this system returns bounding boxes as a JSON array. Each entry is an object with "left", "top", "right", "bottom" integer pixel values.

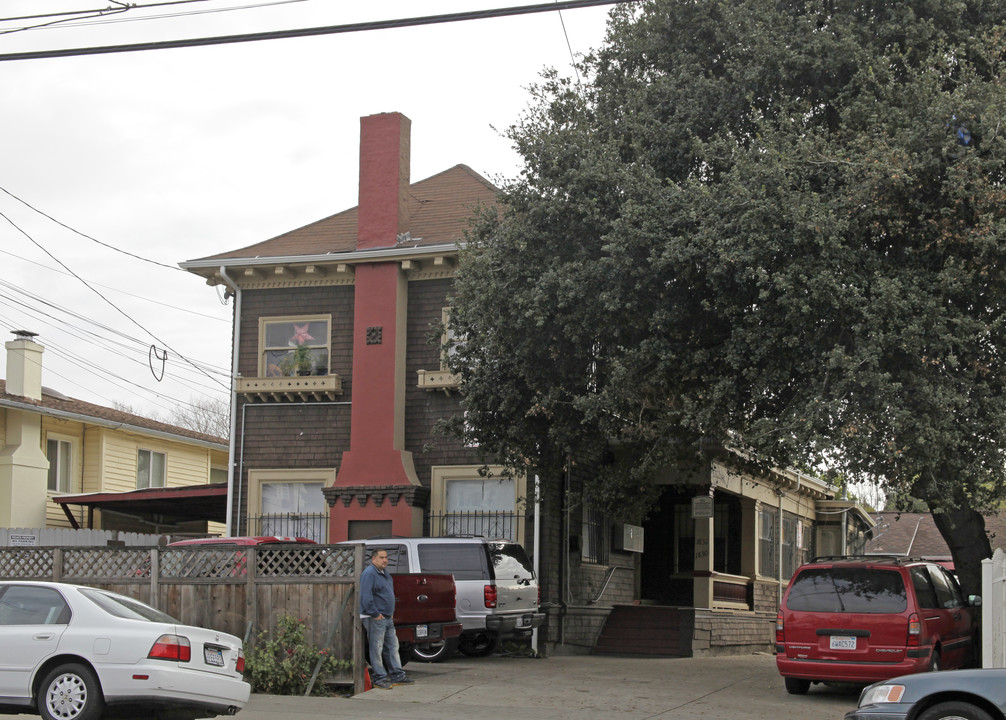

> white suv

[{"left": 342, "top": 536, "right": 544, "bottom": 660}]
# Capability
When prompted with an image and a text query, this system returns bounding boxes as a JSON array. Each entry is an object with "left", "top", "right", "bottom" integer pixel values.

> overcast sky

[{"left": 0, "top": 1, "right": 616, "bottom": 427}]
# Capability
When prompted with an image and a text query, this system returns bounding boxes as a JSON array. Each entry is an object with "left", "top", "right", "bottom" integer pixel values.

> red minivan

[{"left": 776, "top": 556, "right": 980, "bottom": 695}]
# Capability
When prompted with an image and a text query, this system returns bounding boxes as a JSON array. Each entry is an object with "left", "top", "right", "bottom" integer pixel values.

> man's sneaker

[
  {"left": 391, "top": 675, "right": 415, "bottom": 686},
  {"left": 373, "top": 677, "right": 393, "bottom": 690}
]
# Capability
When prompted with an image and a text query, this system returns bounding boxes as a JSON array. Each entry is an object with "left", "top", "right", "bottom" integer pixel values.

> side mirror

[{"left": 969, "top": 594, "right": 982, "bottom": 607}]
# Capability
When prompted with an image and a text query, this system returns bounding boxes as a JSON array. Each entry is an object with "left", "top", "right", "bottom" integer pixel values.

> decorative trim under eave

[{"left": 321, "top": 485, "right": 431, "bottom": 510}]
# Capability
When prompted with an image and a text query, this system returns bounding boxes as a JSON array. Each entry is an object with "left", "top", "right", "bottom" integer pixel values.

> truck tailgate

[{"left": 393, "top": 573, "right": 458, "bottom": 626}]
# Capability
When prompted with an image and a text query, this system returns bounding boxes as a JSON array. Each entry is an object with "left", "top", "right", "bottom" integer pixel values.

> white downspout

[
  {"left": 532, "top": 474, "right": 541, "bottom": 654},
  {"left": 218, "top": 266, "right": 241, "bottom": 537}
]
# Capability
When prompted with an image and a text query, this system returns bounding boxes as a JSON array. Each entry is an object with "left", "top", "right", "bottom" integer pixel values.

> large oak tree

[{"left": 449, "top": 0, "right": 1006, "bottom": 596}]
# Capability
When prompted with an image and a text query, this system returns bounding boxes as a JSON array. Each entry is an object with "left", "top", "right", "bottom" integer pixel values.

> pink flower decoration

[{"left": 290, "top": 323, "right": 314, "bottom": 345}]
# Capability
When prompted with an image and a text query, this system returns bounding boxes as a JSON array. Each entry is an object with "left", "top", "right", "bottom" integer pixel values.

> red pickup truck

[{"left": 390, "top": 573, "right": 462, "bottom": 663}]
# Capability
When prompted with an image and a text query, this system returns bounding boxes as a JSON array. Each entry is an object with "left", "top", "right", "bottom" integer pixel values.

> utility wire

[
  {"left": 0, "top": 307, "right": 227, "bottom": 419},
  {"left": 0, "top": 208, "right": 229, "bottom": 390},
  {"left": 0, "top": 185, "right": 181, "bottom": 271},
  {"left": 0, "top": 282, "right": 228, "bottom": 380},
  {"left": 0, "top": 0, "right": 636, "bottom": 61},
  {"left": 0, "top": 4, "right": 130, "bottom": 36},
  {"left": 0, "top": 248, "right": 228, "bottom": 322},
  {"left": 43, "top": 0, "right": 310, "bottom": 31}
]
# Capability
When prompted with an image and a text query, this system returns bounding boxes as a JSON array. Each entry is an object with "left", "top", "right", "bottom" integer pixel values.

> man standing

[{"left": 360, "top": 548, "right": 413, "bottom": 689}]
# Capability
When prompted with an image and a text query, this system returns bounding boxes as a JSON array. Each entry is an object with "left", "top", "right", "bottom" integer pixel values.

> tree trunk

[{"left": 931, "top": 506, "right": 990, "bottom": 599}]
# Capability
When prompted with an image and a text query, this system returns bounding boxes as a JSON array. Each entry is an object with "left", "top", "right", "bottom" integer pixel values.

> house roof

[
  {"left": 185, "top": 164, "right": 498, "bottom": 266},
  {"left": 866, "top": 511, "right": 1006, "bottom": 562},
  {"left": 0, "top": 380, "right": 227, "bottom": 450}
]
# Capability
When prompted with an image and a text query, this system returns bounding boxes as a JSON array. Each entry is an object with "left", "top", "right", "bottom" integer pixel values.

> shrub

[{"left": 243, "top": 614, "right": 351, "bottom": 695}]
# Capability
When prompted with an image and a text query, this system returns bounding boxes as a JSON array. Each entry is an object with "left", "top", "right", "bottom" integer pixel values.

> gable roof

[
  {"left": 866, "top": 511, "right": 1006, "bottom": 561},
  {"left": 188, "top": 164, "right": 498, "bottom": 264},
  {"left": 0, "top": 380, "right": 227, "bottom": 450}
]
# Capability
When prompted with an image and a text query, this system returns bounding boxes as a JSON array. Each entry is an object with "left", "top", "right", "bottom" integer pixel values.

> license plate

[
  {"left": 829, "top": 635, "right": 857, "bottom": 650},
  {"left": 204, "top": 647, "right": 224, "bottom": 666},
  {"left": 517, "top": 614, "right": 532, "bottom": 628},
  {"left": 416, "top": 624, "right": 428, "bottom": 639}
]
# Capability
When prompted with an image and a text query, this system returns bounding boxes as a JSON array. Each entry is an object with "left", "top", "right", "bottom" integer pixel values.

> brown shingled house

[
  {"left": 179, "top": 112, "right": 875, "bottom": 658},
  {"left": 1, "top": 332, "right": 228, "bottom": 535}
]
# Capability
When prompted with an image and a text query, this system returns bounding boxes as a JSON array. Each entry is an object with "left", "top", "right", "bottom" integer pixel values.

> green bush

[{"left": 243, "top": 614, "right": 351, "bottom": 695}]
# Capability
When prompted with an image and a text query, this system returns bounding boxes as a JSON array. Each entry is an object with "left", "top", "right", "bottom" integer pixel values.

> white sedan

[{"left": 0, "top": 581, "right": 250, "bottom": 720}]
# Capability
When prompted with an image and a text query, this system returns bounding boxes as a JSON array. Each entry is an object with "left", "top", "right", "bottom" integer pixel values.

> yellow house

[{"left": 0, "top": 332, "right": 228, "bottom": 536}]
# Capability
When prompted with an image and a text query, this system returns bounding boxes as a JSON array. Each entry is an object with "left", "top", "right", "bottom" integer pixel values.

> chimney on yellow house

[{"left": 0, "top": 330, "right": 49, "bottom": 528}]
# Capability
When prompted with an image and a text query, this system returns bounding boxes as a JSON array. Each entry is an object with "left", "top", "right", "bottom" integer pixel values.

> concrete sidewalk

[{"left": 237, "top": 653, "right": 862, "bottom": 720}]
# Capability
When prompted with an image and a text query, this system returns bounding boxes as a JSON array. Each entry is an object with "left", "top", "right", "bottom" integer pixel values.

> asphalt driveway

[{"left": 239, "top": 652, "right": 861, "bottom": 720}]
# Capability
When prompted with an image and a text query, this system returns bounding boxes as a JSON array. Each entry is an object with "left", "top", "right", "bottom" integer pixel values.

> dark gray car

[{"left": 846, "top": 668, "right": 1006, "bottom": 720}]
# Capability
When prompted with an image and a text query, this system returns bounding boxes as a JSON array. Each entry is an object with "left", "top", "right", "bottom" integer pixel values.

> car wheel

[
  {"left": 458, "top": 631, "right": 498, "bottom": 658},
  {"left": 784, "top": 677, "right": 811, "bottom": 695},
  {"left": 412, "top": 638, "right": 458, "bottom": 663},
  {"left": 37, "top": 663, "right": 104, "bottom": 720},
  {"left": 918, "top": 701, "right": 994, "bottom": 720},
  {"left": 929, "top": 649, "right": 941, "bottom": 672}
]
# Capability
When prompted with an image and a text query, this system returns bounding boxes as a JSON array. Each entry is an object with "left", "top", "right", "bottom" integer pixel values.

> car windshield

[
  {"left": 489, "top": 542, "right": 535, "bottom": 581},
  {"left": 79, "top": 588, "right": 178, "bottom": 623},
  {"left": 785, "top": 567, "right": 907, "bottom": 613}
]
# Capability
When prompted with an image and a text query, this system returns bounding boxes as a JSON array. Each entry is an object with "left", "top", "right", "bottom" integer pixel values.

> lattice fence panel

[
  {"left": 160, "top": 549, "right": 246, "bottom": 579},
  {"left": 62, "top": 548, "right": 150, "bottom": 580},
  {"left": 0, "top": 548, "right": 54, "bottom": 579},
  {"left": 257, "top": 546, "right": 355, "bottom": 578}
]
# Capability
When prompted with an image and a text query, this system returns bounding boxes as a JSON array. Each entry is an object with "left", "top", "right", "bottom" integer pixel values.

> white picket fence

[
  {"left": 982, "top": 548, "right": 1006, "bottom": 668},
  {"left": 0, "top": 527, "right": 168, "bottom": 547}
]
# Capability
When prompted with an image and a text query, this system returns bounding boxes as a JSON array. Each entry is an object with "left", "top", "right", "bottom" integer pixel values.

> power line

[
  {"left": 0, "top": 0, "right": 636, "bottom": 61},
  {"left": 0, "top": 248, "right": 229, "bottom": 322},
  {"left": 35, "top": 0, "right": 311, "bottom": 32},
  {"left": 0, "top": 208, "right": 229, "bottom": 391},
  {"left": 0, "top": 185, "right": 181, "bottom": 271}
]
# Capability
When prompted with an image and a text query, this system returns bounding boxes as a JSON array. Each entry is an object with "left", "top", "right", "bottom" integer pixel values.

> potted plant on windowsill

[{"left": 290, "top": 343, "right": 313, "bottom": 376}]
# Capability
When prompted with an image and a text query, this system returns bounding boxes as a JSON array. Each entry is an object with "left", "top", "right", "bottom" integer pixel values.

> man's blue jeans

[{"left": 365, "top": 616, "right": 404, "bottom": 681}]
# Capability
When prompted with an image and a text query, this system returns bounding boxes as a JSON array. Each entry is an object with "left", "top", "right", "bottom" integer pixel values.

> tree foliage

[{"left": 449, "top": 0, "right": 1006, "bottom": 593}]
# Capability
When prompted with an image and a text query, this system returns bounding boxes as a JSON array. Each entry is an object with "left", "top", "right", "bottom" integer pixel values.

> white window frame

[
  {"left": 45, "top": 433, "right": 76, "bottom": 494},
  {"left": 136, "top": 449, "right": 166, "bottom": 490}
]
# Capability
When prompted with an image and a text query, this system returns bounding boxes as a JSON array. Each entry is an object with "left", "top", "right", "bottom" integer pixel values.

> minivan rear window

[
  {"left": 785, "top": 567, "right": 907, "bottom": 613},
  {"left": 417, "top": 543, "right": 489, "bottom": 580}
]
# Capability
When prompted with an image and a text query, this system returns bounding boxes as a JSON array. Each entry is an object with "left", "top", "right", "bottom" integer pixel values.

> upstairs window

[
  {"left": 46, "top": 437, "right": 73, "bottom": 493},
  {"left": 260, "top": 316, "right": 331, "bottom": 377},
  {"left": 137, "top": 449, "right": 166, "bottom": 489}
]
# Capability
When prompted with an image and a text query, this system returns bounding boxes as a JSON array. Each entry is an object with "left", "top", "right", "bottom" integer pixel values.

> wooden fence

[{"left": 0, "top": 544, "right": 366, "bottom": 694}]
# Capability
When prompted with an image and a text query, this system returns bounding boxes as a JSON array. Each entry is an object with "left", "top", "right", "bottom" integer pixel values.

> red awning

[{"left": 53, "top": 483, "right": 228, "bottom": 529}]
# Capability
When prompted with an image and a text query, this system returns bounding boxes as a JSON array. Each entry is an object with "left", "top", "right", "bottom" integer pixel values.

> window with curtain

[
  {"left": 259, "top": 481, "right": 326, "bottom": 542},
  {"left": 442, "top": 476, "right": 515, "bottom": 540}
]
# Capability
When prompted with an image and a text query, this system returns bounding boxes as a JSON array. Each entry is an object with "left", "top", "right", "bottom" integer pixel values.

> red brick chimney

[
  {"left": 357, "top": 112, "right": 411, "bottom": 249},
  {"left": 330, "top": 113, "right": 422, "bottom": 542}
]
